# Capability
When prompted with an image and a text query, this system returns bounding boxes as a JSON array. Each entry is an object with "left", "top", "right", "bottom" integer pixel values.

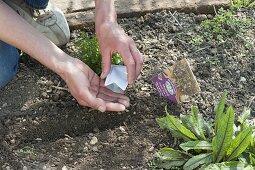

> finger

[
  {"left": 105, "top": 102, "right": 126, "bottom": 112},
  {"left": 100, "top": 49, "right": 111, "bottom": 79},
  {"left": 97, "top": 92, "right": 130, "bottom": 108},
  {"left": 118, "top": 98, "right": 130, "bottom": 108},
  {"left": 119, "top": 48, "right": 136, "bottom": 84},
  {"left": 76, "top": 87, "right": 106, "bottom": 112},
  {"left": 99, "top": 86, "right": 130, "bottom": 101},
  {"left": 130, "top": 44, "right": 143, "bottom": 79},
  {"left": 97, "top": 92, "right": 118, "bottom": 102}
]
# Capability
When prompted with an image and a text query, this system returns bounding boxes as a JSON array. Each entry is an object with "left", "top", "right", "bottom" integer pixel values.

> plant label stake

[
  {"left": 105, "top": 65, "right": 128, "bottom": 93},
  {"left": 151, "top": 58, "right": 200, "bottom": 103}
]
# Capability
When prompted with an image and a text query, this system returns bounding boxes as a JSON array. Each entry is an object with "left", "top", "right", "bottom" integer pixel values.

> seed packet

[
  {"left": 151, "top": 58, "right": 200, "bottom": 103},
  {"left": 105, "top": 65, "right": 128, "bottom": 93}
]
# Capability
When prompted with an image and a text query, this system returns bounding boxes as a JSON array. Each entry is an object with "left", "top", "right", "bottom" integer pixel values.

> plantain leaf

[
  {"left": 180, "top": 106, "right": 207, "bottom": 140},
  {"left": 152, "top": 147, "right": 190, "bottom": 169},
  {"left": 156, "top": 110, "right": 198, "bottom": 141},
  {"left": 214, "top": 91, "right": 227, "bottom": 132},
  {"left": 227, "top": 127, "right": 253, "bottom": 161},
  {"left": 180, "top": 141, "right": 212, "bottom": 152},
  {"left": 249, "top": 153, "right": 255, "bottom": 165},
  {"left": 157, "top": 147, "right": 191, "bottom": 161},
  {"left": 183, "top": 153, "right": 212, "bottom": 170},
  {"left": 248, "top": 1, "right": 255, "bottom": 7},
  {"left": 151, "top": 159, "right": 186, "bottom": 169},
  {"left": 212, "top": 106, "right": 235, "bottom": 163},
  {"left": 238, "top": 107, "right": 251, "bottom": 130},
  {"left": 238, "top": 153, "right": 249, "bottom": 163},
  {"left": 238, "top": 107, "right": 251, "bottom": 124},
  {"left": 157, "top": 117, "right": 193, "bottom": 141},
  {"left": 180, "top": 114, "right": 203, "bottom": 140},
  {"left": 201, "top": 161, "right": 254, "bottom": 170}
]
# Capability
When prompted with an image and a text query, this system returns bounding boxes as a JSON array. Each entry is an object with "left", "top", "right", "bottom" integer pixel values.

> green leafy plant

[
  {"left": 19, "top": 146, "right": 34, "bottom": 155},
  {"left": 189, "top": 35, "right": 204, "bottom": 46},
  {"left": 76, "top": 33, "right": 123, "bottom": 75},
  {"left": 229, "top": 0, "right": 255, "bottom": 9},
  {"left": 150, "top": 92, "right": 255, "bottom": 169},
  {"left": 200, "top": 8, "right": 252, "bottom": 43}
]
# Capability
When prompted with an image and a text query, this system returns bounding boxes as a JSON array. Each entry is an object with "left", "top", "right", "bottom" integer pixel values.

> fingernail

[
  {"left": 118, "top": 99, "right": 130, "bottom": 107},
  {"left": 128, "top": 78, "right": 133, "bottom": 84},
  {"left": 98, "top": 106, "right": 105, "bottom": 112},
  {"left": 100, "top": 72, "right": 106, "bottom": 79}
]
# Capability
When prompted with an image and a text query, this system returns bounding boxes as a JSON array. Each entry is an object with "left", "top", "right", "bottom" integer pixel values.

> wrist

[
  {"left": 95, "top": 0, "right": 117, "bottom": 34},
  {"left": 52, "top": 53, "right": 76, "bottom": 79}
]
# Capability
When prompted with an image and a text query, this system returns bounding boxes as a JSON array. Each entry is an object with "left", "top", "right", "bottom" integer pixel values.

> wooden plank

[{"left": 52, "top": 0, "right": 229, "bottom": 28}]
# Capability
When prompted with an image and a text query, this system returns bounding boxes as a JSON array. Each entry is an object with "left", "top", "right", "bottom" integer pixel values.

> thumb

[{"left": 100, "top": 49, "right": 111, "bottom": 79}]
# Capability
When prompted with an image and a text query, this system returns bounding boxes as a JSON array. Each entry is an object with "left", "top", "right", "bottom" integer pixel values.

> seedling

[
  {"left": 19, "top": 146, "right": 34, "bottom": 155},
  {"left": 200, "top": 8, "right": 252, "bottom": 43},
  {"left": 76, "top": 33, "right": 123, "bottom": 75},
  {"left": 189, "top": 35, "right": 204, "bottom": 46},
  {"left": 150, "top": 92, "right": 255, "bottom": 169},
  {"left": 230, "top": 0, "right": 255, "bottom": 9}
]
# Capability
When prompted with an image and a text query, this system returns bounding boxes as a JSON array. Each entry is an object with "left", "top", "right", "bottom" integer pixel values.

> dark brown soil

[{"left": 0, "top": 9, "right": 254, "bottom": 170}]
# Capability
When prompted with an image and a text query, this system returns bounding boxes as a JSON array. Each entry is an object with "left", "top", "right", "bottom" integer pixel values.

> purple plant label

[{"left": 151, "top": 72, "right": 177, "bottom": 103}]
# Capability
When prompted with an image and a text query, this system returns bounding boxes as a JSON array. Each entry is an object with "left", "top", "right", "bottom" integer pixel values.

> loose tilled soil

[{"left": 0, "top": 9, "right": 254, "bottom": 170}]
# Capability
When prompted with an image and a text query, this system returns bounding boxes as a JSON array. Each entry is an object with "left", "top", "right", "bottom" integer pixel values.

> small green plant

[
  {"left": 200, "top": 8, "right": 252, "bottom": 43},
  {"left": 230, "top": 0, "right": 255, "bottom": 9},
  {"left": 150, "top": 92, "right": 255, "bottom": 169},
  {"left": 76, "top": 33, "right": 123, "bottom": 75},
  {"left": 20, "top": 146, "right": 34, "bottom": 155},
  {"left": 189, "top": 35, "right": 204, "bottom": 46}
]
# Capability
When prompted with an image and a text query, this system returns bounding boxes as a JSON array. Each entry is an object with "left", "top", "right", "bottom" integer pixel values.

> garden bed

[{"left": 0, "top": 8, "right": 254, "bottom": 169}]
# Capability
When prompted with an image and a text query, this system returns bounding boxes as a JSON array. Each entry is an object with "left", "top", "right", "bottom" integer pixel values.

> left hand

[
  {"left": 96, "top": 21, "right": 143, "bottom": 84},
  {"left": 58, "top": 57, "right": 130, "bottom": 112}
]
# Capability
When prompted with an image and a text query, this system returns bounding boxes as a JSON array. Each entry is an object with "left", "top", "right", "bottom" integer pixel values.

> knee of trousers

[{"left": 0, "top": 42, "right": 19, "bottom": 88}]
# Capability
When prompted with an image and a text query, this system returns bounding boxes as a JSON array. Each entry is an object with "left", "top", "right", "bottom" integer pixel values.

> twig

[
  {"left": 176, "top": 38, "right": 189, "bottom": 45},
  {"left": 248, "top": 96, "right": 255, "bottom": 108},
  {"left": 169, "top": 11, "right": 182, "bottom": 28},
  {"left": 213, "top": 5, "right": 218, "bottom": 15},
  {"left": 224, "top": 49, "right": 231, "bottom": 57},
  {"left": 192, "top": 46, "right": 210, "bottom": 53},
  {"left": 51, "top": 85, "right": 69, "bottom": 92}
]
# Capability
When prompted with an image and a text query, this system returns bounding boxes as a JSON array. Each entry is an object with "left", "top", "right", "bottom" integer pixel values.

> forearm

[
  {"left": 95, "top": 0, "right": 117, "bottom": 35},
  {"left": 0, "top": 1, "right": 69, "bottom": 75}
]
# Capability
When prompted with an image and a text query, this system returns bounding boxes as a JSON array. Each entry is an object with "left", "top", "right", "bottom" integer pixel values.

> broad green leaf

[
  {"left": 202, "top": 161, "right": 254, "bottom": 170},
  {"left": 249, "top": 153, "right": 255, "bottom": 165},
  {"left": 214, "top": 91, "right": 227, "bottom": 132},
  {"left": 238, "top": 107, "right": 251, "bottom": 124},
  {"left": 151, "top": 159, "right": 186, "bottom": 169},
  {"left": 204, "top": 119, "right": 214, "bottom": 138},
  {"left": 212, "top": 106, "right": 235, "bottom": 163},
  {"left": 157, "top": 117, "right": 192, "bottom": 141},
  {"left": 191, "top": 105, "right": 199, "bottom": 120},
  {"left": 195, "top": 113, "right": 208, "bottom": 140},
  {"left": 238, "top": 107, "right": 251, "bottom": 130},
  {"left": 248, "top": 1, "right": 255, "bottom": 7},
  {"left": 157, "top": 147, "right": 191, "bottom": 161},
  {"left": 180, "top": 141, "right": 212, "bottom": 152},
  {"left": 180, "top": 106, "right": 207, "bottom": 140},
  {"left": 156, "top": 111, "right": 198, "bottom": 141},
  {"left": 227, "top": 127, "right": 253, "bottom": 161},
  {"left": 180, "top": 114, "right": 205, "bottom": 140},
  {"left": 180, "top": 116, "right": 207, "bottom": 140},
  {"left": 238, "top": 153, "right": 249, "bottom": 163},
  {"left": 183, "top": 153, "right": 212, "bottom": 170},
  {"left": 151, "top": 148, "right": 189, "bottom": 169}
]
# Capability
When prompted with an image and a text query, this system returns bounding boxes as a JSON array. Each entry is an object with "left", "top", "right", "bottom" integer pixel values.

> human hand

[
  {"left": 96, "top": 21, "right": 143, "bottom": 84},
  {"left": 58, "top": 57, "right": 130, "bottom": 112}
]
